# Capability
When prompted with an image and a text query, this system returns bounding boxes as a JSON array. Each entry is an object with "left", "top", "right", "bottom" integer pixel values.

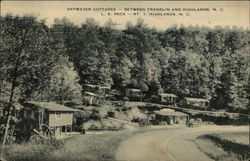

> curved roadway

[{"left": 115, "top": 125, "right": 248, "bottom": 161}]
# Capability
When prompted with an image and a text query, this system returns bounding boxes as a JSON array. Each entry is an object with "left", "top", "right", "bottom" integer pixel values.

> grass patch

[
  {"left": 4, "top": 130, "right": 141, "bottom": 161},
  {"left": 50, "top": 130, "right": 141, "bottom": 161},
  {"left": 4, "top": 138, "right": 64, "bottom": 161},
  {"left": 195, "top": 132, "right": 249, "bottom": 161}
]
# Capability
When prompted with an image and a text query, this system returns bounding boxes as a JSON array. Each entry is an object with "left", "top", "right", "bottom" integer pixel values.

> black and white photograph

[{"left": 0, "top": 1, "right": 249, "bottom": 161}]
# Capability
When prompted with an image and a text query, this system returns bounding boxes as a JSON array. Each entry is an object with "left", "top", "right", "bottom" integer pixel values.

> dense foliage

[{"left": 0, "top": 15, "right": 249, "bottom": 112}]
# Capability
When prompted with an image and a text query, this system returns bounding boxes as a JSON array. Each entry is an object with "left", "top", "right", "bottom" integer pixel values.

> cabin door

[{"left": 55, "top": 126, "right": 61, "bottom": 137}]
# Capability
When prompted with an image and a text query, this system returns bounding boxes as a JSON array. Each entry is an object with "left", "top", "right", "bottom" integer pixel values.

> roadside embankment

[{"left": 195, "top": 132, "right": 249, "bottom": 161}]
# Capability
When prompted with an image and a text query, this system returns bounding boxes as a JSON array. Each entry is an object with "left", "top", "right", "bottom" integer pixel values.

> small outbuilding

[
  {"left": 159, "top": 93, "right": 177, "bottom": 105},
  {"left": 83, "top": 92, "right": 98, "bottom": 106},
  {"left": 180, "top": 97, "right": 210, "bottom": 110},
  {"left": 154, "top": 109, "right": 189, "bottom": 125}
]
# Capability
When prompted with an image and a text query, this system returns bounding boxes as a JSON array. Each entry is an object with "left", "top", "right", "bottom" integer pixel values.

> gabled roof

[
  {"left": 160, "top": 93, "right": 177, "bottom": 97},
  {"left": 28, "top": 101, "right": 80, "bottom": 112},
  {"left": 185, "top": 97, "right": 209, "bottom": 102}
]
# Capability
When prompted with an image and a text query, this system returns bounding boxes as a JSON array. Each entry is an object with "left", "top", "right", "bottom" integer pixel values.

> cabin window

[
  {"left": 23, "top": 110, "right": 27, "bottom": 118},
  {"left": 62, "top": 126, "right": 66, "bottom": 132},
  {"left": 55, "top": 112, "right": 61, "bottom": 118}
]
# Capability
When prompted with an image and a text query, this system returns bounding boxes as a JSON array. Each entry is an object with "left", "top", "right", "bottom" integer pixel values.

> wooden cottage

[
  {"left": 125, "top": 88, "right": 142, "bottom": 101},
  {"left": 159, "top": 93, "right": 177, "bottom": 105},
  {"left": 98, "top": 86, "right": 111, "bottom": 96},
  {"left": 180, "top": 97, "right": 210, "bottom": 110},
  {"left": 154, "top": 109, "right": 189, "bottom": 125},
  {"left": 83, "top": 92, "right": 98, "bottom": 106},
  {"left": 84, "top": 84, "right": 110, "bottom": 96},
  {"left": 21, "top": 101, "right": 79, "bottom": 138},
  {"left": 83, "top": 84, "right": 99, "bottom": 94}
]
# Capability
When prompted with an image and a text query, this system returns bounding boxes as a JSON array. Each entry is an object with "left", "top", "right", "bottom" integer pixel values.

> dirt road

[{"left": 115, "top": 125, "right": 248, "bottom": 161}]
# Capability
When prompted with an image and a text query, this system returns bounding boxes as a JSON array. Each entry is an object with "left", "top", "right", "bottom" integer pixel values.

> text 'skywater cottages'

[
  {"left": 180, "top": 97, "right": 210, "bottom": 110},
  {"left": 20, "top": 101, "right": 79, "bottom": 139},
  {"left": 154, "top": 109, "right": 189, "bottom": 125},
  {"left": 159, "top": 93, "right": 177, "bottom": 105}
]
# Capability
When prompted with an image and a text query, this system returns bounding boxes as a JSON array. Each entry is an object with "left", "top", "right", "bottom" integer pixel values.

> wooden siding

[{"left": 48, "top": 112, "right": 73, "bottom": 127}]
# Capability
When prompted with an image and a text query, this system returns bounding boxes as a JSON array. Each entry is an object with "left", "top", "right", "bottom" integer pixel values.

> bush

[{"left": 123, "top": 97, "right": 129, "bottom": 101}]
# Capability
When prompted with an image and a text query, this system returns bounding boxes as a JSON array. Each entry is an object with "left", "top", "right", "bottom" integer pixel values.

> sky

[{"left": 1, "top": 1, "right": 249, "bottom": 30}]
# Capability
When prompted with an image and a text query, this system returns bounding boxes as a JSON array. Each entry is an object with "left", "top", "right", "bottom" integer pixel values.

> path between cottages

[{"left": 115, "top": 125, "right": 248, "bottom": 161}]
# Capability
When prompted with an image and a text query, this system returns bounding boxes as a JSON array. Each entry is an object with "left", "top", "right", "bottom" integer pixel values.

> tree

[
  {"left": 0, "top": 15, "right": 63, "bottom": 156},
  {"left": 65, "top": 18, "right": 115, "bottom": 87},
  {"left": 119, "top": 18, "right": 161, "bottom": 91},
  {"left": 0, "top": 15, "right": 64, "bottom": 101},
  {"left": 32, "top": 56, "right": 82, "bottom": 103}
]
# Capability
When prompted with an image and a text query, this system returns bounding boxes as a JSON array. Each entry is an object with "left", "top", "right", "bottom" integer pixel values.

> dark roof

[
  {"left": 28, "top": 101, "right": 80, "bottom": 112},
  {"left": 155, "top": 110, "right": 188, "bottom": 117}
]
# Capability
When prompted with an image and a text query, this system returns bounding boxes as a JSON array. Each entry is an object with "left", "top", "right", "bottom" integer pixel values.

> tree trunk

[{"left": 1, "top": 39, "right": 24, "bottom": 160}]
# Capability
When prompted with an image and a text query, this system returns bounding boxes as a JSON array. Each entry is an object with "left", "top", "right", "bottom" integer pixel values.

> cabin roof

[
  {"left": 99, "top": 86, "right": 111, "bottom": 89},
  {"left": 85, "top": 92, "right": 97, "bottom": 96},
  {"left": 126, "top": 88, "right": 141, "bottom": 92},
  {"left": 154, "top": 110, "right": 188, "bottom": 117},
  {"left": 28, "top": 101, "right": 80, "bottom": 112},
  {"left": 184, "top": 97, "right": 209, "bottom": 102},
  {"left": 84, "top": 84, "right": 98, "bottom": 88},
  {"left": 160, "top": 93, "right": 177, "bottom": 97}
]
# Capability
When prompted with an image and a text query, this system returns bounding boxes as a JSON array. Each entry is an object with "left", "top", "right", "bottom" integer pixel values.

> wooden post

[
  {"left": 140, "top": 91, "right": 142, "bottom": 102},
  {"left": 85, "top": 95, "right": 86, "bottom": 107},
  {"left": 38, "top": 110, "right": 41, "bottom": 131},
  {"left": 89, "top": 96, "right": 91, "bottom": 106}
]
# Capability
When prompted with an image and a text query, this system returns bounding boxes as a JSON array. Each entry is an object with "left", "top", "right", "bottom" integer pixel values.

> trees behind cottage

[{"left": 0, "top": 15, "right": 249, "bottom": 113}]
